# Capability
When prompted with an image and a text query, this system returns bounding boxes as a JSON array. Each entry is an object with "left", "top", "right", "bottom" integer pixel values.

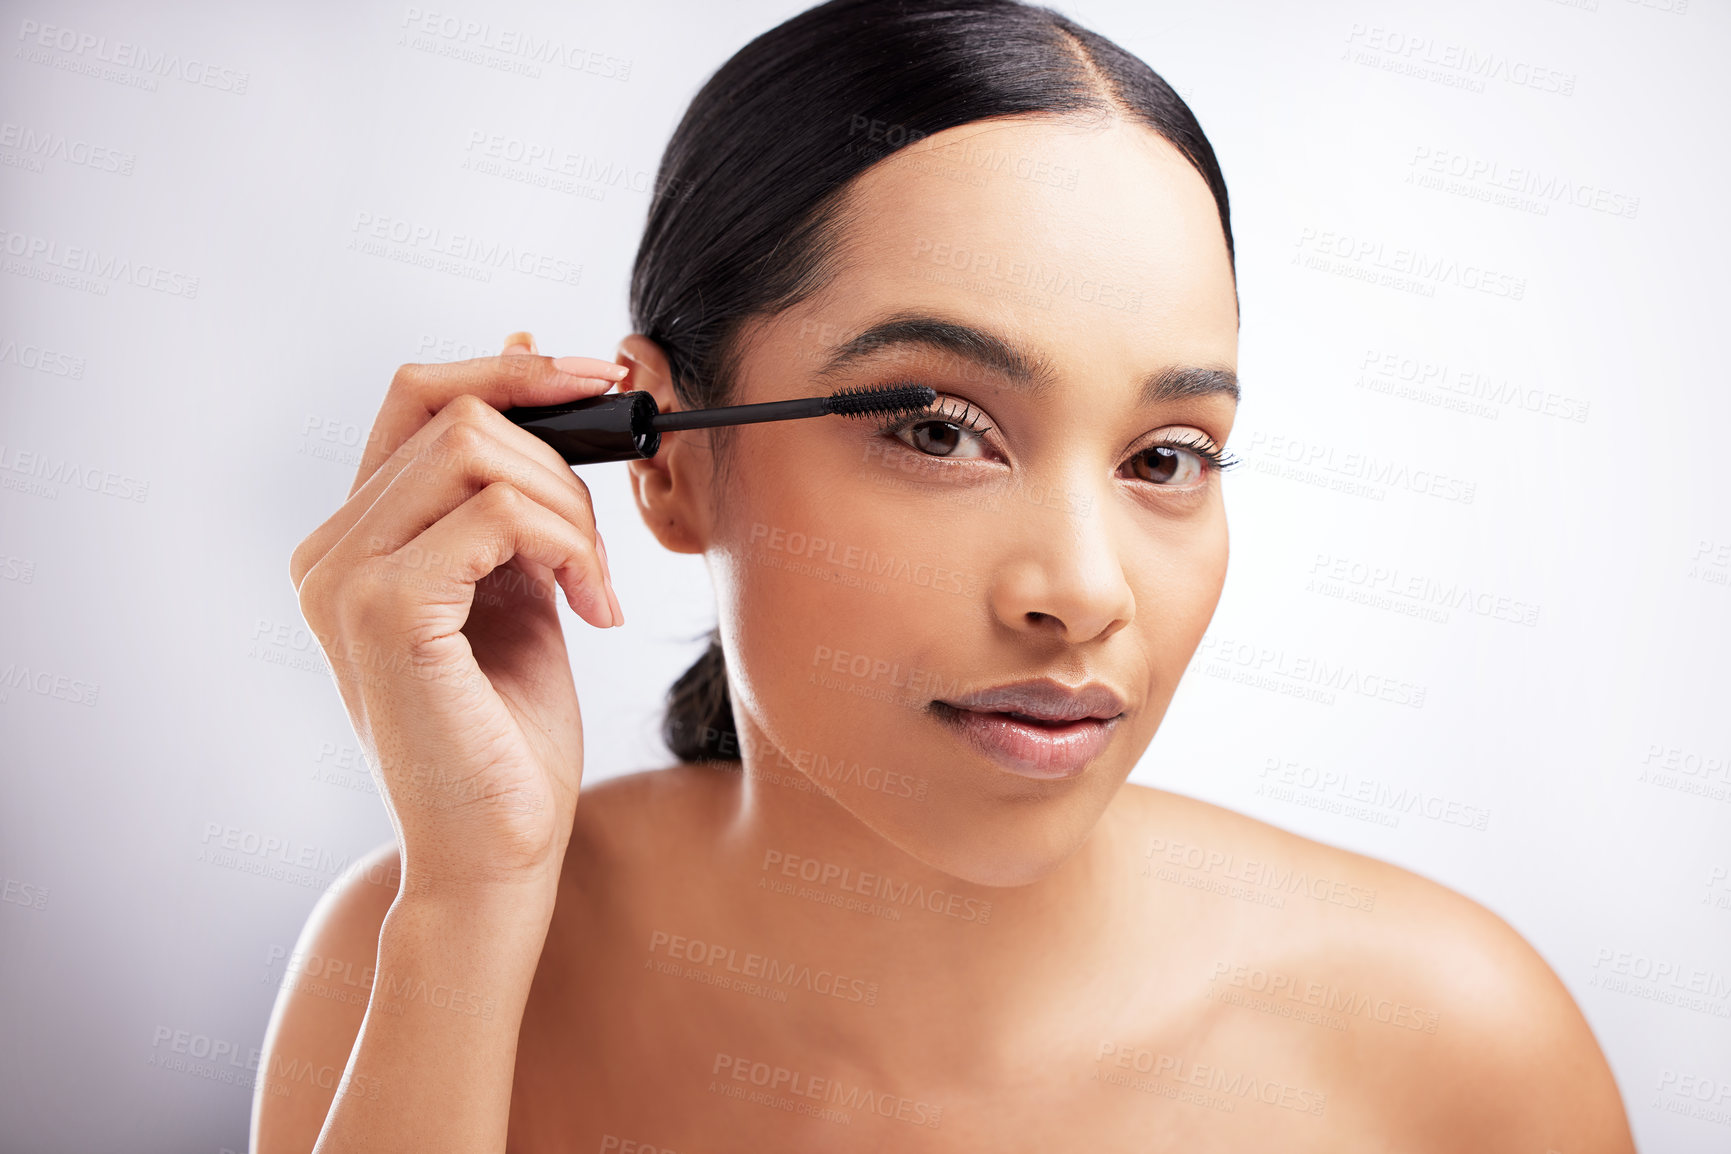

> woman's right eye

[
  {"left": 874, "top": 397, "right": 995, "bottom": 459},
  {"left": 895, "top": 418, "right": 986, "bottom": 458}
]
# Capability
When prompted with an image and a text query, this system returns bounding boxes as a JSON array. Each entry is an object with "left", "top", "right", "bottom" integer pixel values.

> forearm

[{"left": 310, "top": 883, "right": 557, "bottom": 1154}]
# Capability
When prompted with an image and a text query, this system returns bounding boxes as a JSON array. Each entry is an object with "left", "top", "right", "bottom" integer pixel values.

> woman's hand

[
  {"left": 256, "top": 335, "right": 627, "bottom": 1154},
  {"left": 288, "top": 333, "right": 628, "bottom": 895}
]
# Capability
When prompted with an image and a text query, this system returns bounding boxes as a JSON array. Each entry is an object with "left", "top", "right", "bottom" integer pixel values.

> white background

[{"left": 1, "top": 1, "right": 1727, "bottom": 1150}]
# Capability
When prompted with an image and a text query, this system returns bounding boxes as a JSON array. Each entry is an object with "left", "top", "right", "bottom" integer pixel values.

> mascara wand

[{"left": 501, "top": 383, "right": 938, "bottom": 465}]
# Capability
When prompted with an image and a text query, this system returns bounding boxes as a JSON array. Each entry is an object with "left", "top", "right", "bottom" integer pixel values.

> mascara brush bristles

[
  {"left": 820, "top": 383, "right": 937, "bottom": 417},
  {"left": 647, "top": 383, "right": 937, "bottom": 434}
]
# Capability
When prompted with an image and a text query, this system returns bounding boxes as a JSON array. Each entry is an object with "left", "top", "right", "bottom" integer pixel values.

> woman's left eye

[{"left": 1123, "top": 435, "right": 1235, "bottom": 488}]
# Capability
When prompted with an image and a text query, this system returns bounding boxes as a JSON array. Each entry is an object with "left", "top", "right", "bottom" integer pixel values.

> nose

[{"left": 988, "top": 486, "right": 1134, "bottom": 645}]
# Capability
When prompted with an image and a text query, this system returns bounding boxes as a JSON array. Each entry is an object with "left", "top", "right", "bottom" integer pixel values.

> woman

[{"left": 256, "top": 0, "right": 1635, "bottom": 1149}]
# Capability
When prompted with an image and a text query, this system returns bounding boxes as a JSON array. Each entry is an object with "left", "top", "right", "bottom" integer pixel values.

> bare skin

[{"left": 256, "top": 116, "right": 1635, "bottom": 1153}]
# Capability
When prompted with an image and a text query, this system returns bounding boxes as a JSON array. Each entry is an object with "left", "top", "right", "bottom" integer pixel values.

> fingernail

[
  {"left": 553, "top": 356, "right": 630, "bottom": 380},
  {"left": 504, "top": 331, "right": 537, "bottom": 354}
]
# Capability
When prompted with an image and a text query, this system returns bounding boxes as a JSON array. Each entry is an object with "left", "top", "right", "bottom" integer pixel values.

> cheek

[
  {"left": 1127, "top": 507, "right": 1229, "bottom": 676},
  {"left": 722, "top": 441, "right": 995, "bottom": 648},
  {"left": 711, "top": 453, "right": 971, "bottom": 740}
]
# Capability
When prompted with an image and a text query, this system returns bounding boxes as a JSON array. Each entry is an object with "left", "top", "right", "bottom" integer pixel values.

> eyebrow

[{"left": 812, "top": 313, "right": 1240, "bottom": 406}]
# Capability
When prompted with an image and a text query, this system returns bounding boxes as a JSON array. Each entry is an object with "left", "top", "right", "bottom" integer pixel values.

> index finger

[{"left": 351, "top": 354, "right": 629, "bottom": 497}]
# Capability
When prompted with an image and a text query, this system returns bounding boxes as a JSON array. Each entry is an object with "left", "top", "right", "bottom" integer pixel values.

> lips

[
  {"left": 938, "top": 679, "right": 1126, "bottom": 723},
  {"left": 931, "top": 679, "right": 1127, "bottom": 780}
]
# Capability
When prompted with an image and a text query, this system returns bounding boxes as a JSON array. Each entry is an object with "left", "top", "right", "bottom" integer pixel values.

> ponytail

[{"left": 661, "top": 626, "right": 742, "bottom": 763}]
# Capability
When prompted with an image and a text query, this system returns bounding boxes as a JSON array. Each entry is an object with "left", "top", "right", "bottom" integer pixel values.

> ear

[{"left": 615, "top": 333, "right": 711, "bottom": 555}]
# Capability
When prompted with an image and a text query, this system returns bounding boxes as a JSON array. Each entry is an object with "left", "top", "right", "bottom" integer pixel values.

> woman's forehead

[{"left": 813, "top": 116, "right": 1239, "bottom": 361}]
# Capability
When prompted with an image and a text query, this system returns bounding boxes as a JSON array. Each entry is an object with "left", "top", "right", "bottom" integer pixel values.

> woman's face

[{"left": 695, "top": 115, "right": 1239, "bottom": 886}]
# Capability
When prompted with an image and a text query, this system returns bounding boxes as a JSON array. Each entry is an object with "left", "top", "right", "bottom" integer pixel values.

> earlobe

[{"left": 627, "top": 454, "right": 706, "bottom": 556}]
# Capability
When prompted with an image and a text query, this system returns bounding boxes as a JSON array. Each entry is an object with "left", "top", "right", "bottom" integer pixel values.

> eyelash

[
  {"left": 874, "top": 396, "right": 996, "bottom": 441},
  {"left": 1148, "top": 430, "right": 1240, "bottom": 474},
  {"left": 870, "top": 396, "right": 1240, "bottom": 478}
]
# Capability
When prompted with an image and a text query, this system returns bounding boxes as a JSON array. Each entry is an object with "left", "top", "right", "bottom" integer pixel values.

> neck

[{"left": 702, "top": 718, "right": 1138, "bottom": 1083}]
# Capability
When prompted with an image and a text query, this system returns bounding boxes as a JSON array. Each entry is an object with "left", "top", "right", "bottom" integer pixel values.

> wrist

[
  {"left": 392, "top": 829, "right": 572, "bottom": 912},
  {"left": 387, "top": 871, "right": 561, "bottom": 932},
  {"left": 373, "top": 883, "right": 556, "bottom": 1021}
]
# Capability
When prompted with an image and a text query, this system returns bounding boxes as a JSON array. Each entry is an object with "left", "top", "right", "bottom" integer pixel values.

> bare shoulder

[
  {"left": 252, "top": 839, "right": 401, "bottom": 1154},
  {"left": 557, "top": 762, "right": 738, "bottom": 907},
  {"left": 565, "top": 763, "right": 736, "bottom": 860},
  {"left": 571, "top": 761, "right": 736, "bottom": 831},
  {"left": 1117, "top": 784, "right": 1635, "bottom": 1152},
  {"left": 250, "top": 769, "right": 727, "bottom": 1151}
]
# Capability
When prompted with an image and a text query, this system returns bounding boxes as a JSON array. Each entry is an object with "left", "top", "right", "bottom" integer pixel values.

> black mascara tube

[
  {"left": 501, "top": 384, "right": 937, "bottom": 466},
  {"left": 503, "top": 392, "right": 662, "bottom": 465}
]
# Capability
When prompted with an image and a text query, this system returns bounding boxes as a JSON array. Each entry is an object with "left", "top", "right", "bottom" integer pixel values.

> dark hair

[{"left": 633, "top": 0, "right": 1236, "bottom": 764}]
